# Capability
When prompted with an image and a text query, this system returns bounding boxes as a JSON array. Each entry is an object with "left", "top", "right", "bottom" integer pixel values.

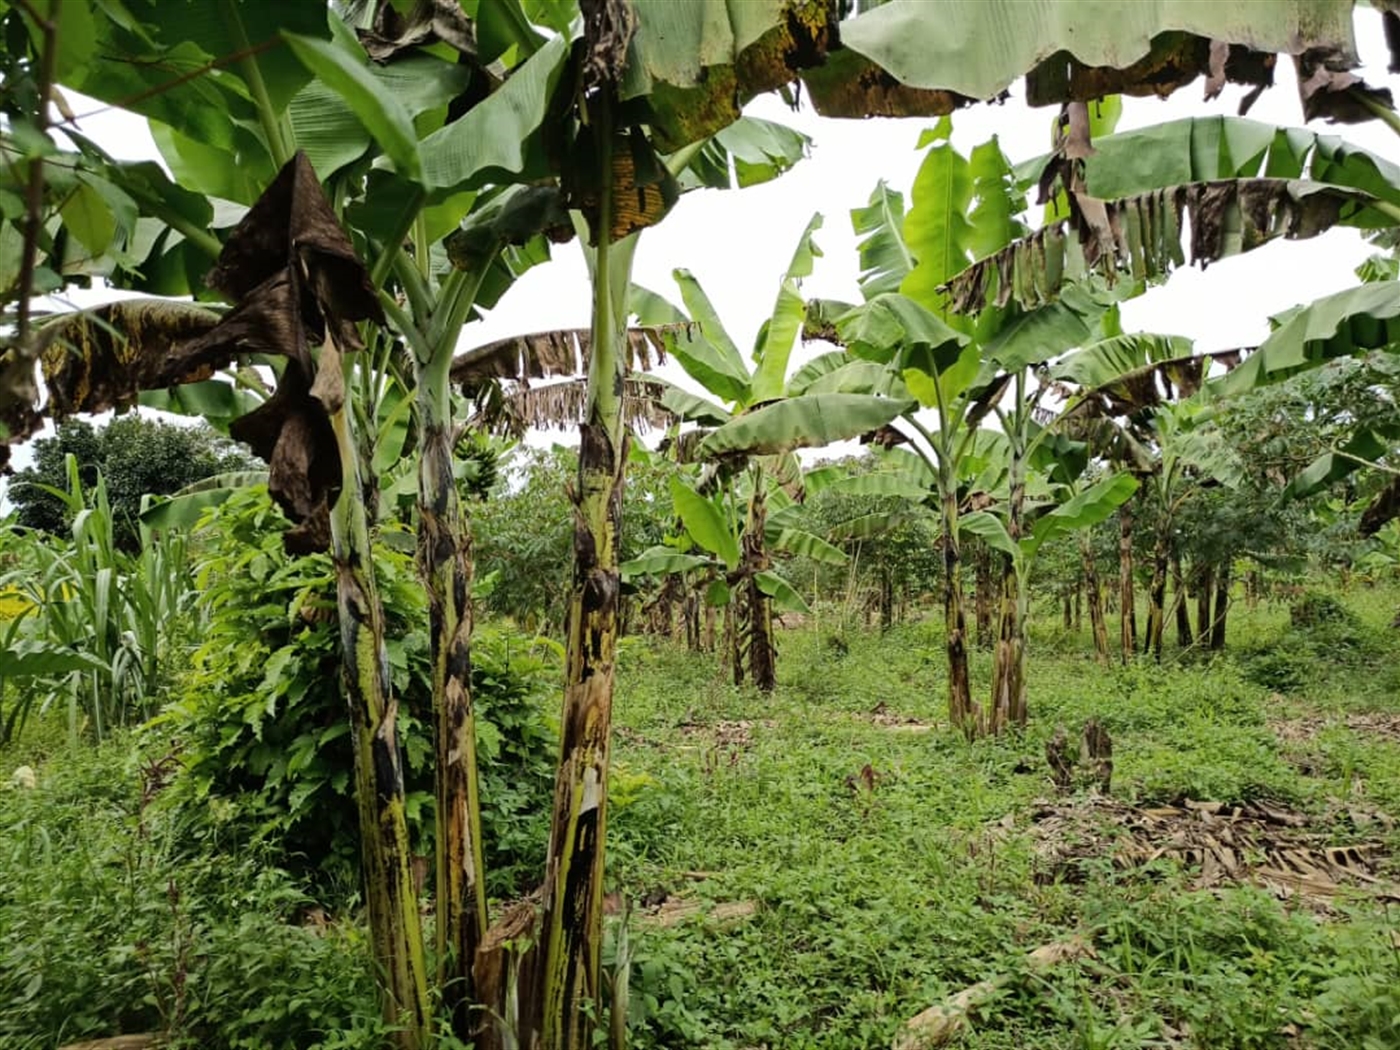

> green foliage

[
  {"left": 165, "top": 486, "right": 559, "bottom": 895},
  {"left": 0, "top": 733, "right": 394, "bottom": 1050},
  {"left": 474, "top": 446, "right": 673, "bottom": 633},
  {"left": 4, "top": 582, "right": 1400, "bottom": 1049},
  {"left": 10, "top": 416, "right": 254, "bottom": 550},
  {"left": 0, "top": 457, "right": 197, "bottom": 743},
  {"left": 1242, "top": 589, "right": 1375, "bottom": 695}
]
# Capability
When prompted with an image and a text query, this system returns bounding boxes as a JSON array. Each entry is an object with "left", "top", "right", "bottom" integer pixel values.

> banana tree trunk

[
  {"left": 1145, "top": 524, "right": 1169, "bottom": 661},
  {"left": 988, "top": 556, "right": 1028, "bottom": 734},
  {"left": 973, "top": 539, "right": 993, "bottom": 648},
  {"left": 739, "top": 476, "right": 776, "bottom": 693},
  {"left": 941, "top": 487, "right": 979, "bottom": 736},
  {"left": 989, "top": 457, "right": 1027, "bottom": 734},
  {"left": 1079, "top": 534, "right": 1110, "bottom": 666},
  {"left": 1172, "top": 556, "right": 1192, "bottom": 649},
  {"left": 536, "top": 146, "right": 640, "bottom": 1043},
  {"left": 1118, "top": 501, "right": 1137, "bottom": 663},
  {"left": 327, "top": 343, "right": 431, "bottom": 1050},
  {"left": 415, "top": 346, "right": 488, "bottom": 1040},
  {"left": 1196, "top": 563, "right": 1214, "bottom": 648},
  {"left": 1210, "top": 563, "right": 1230, "bottom": 651}
]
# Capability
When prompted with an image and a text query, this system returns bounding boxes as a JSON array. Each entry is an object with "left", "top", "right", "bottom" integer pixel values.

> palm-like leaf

[
  {"left": 852, "top": 181, "right": 914, "bottom": 300},
  {"left": 698, "top": 393, "right": 914, "bottom": 459},
  {"left": 1215, "top": 283, "right": 1400, "bottom": 397}
]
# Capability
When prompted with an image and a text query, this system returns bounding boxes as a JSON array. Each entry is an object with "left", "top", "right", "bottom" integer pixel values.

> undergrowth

[{"left": 2, "top": 585, "right": 1399, "bottom": 1047}]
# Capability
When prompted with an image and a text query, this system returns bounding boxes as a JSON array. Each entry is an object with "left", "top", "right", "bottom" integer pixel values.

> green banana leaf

[
  {"left": 766, "top": 527, "right": 848, "bottom": 566},
  {"left": 620, "top": 546, "right": 715, "bottom": 580},
  {"left": 1216, "top": 283, "right": 1400, "bottom": 396},
  {"left": 670, "top": 477, "right": 741, "bottom": 570},
  {"left": 698, "top": 394, "right": 914, "bottom": 458},
  {"left": 751, "top": 214, "right": 824, "bottom": 403},
  {"left": 754, "top": 570, "right": 810, "bottom": 615}
]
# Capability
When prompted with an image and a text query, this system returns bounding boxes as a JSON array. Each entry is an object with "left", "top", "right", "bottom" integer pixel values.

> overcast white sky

[{"left": 22, "top": 8, "right": 1400, "bottom": 472}]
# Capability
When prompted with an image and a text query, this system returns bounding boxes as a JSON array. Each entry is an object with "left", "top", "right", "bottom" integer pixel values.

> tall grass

[{"left": 0, "top": 455, "right": 197, "bottom": 743}]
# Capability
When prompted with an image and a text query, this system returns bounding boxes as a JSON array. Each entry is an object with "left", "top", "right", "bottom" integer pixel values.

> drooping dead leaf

[
  {"left": 1361, "top": 475, "right": 1400, "bottom": 536},
  {"left": 451, "top": 325, "right": 675, "bottom": 389},
  {"left": 193, "top": 152, "right": 382, "bottom": 553},
  {"left": 469, "top": 375, "right": 676, "bottom": 438},
  {"left": 358, "top": 0, "right": 478, "bottom": 62},
  {"left": 37, "top": 300, "right": 225, "bottom": 419},
  {"left": 1295, "top": 49, "right": 1395, "bottom": 124},
  {"left": 945, "top": 179, "right": 1377, "bottom": 315},
  {"left": 207, "top": 152, "right": 382, "bottom": 349},
  {"left": 579, "top": 0, "right": 636, "bottom": 92}
]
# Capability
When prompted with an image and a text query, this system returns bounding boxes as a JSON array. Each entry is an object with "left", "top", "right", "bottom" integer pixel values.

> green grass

[
  {"left": 3, "top": 584, "right": 1399, "bottom": 1048},
  {"left": 607, "top": 587, "right": 1400, "bottom": 1049}
]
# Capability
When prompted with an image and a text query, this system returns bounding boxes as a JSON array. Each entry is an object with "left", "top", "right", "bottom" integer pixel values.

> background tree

[{"left": 9, "top": 416, "right": 254, "bottom": 548}]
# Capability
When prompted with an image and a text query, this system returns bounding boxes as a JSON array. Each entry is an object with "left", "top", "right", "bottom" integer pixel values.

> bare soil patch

[{"left": 857, "top": 700, "right": 938, "bottom": 732}]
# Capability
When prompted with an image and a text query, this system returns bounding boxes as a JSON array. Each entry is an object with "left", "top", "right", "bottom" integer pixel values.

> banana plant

[
  {"left": 624, "top": 457, "right": 846, "bottom": 685},
  {"left": 4, "top": 1, "right": 1393, "bottom": 1045},
  {"left": 631, "top": 215, "right": 904, "bottom": 690}
]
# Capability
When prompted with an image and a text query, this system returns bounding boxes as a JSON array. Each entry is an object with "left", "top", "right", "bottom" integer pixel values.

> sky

[{"left": 18, "top": 7, "right": 1400, "bottom": 473}]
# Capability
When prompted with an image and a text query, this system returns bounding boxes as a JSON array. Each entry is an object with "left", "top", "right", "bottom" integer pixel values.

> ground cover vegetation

[{"left": 2, "top": 0, "right": 1400, "bottom": 1048}]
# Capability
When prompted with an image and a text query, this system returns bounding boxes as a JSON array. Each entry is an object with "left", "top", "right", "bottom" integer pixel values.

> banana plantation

[{"left": 4, "top": 1, "right": 1400, "bottom": 1048}]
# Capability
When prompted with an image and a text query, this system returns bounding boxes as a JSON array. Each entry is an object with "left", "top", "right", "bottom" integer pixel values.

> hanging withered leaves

[
  {"left": 579, "top": 0, "right": 636, "bottom": 92},
  {"left": 450, "top": 324, "right": 674, "bottom": 391},
  {"left": 35, "top": 299, "right": 224, "bottom": 417},
  {"left": 943, "top": 178, "right": 1382, "bottom": 315},
  {"left": 469, "top": 375, "right": 675, "bottom": 438},
  {"left": 1295, "top": 48, "right": 1395, "bottom": 124},
  {"left": 1361, "top": 475, "right": 1400, "bottom": 537},
  {"left": 193, "top": 152, "right": 383, "bottom": 554},
  {"left": 0, "top": 300, "right": 227, "bottom": 470}
]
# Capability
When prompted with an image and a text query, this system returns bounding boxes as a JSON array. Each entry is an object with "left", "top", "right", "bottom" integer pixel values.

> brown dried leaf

[
  {"left": 452, "top": 325, "right": 675, "bottom": 388},
  {"left": 1295, "top": 50, "right": 1395, "bottom": 124},
  {"left": 207, "top": 152, "right": 382, "bottom": 344},
  {"left": 36, "top": 300, "right": 224, "bottom": 420},
  {"left": 358, "top": 0, "right": 478, "bottom": 62},
  {"left": 580, "top": 0, "right": 636, "bottom": 91},
  {"left": 197, "top": 153, "right": 380, "bottom": 553},
  {"left": 470, "top": 375, "right": 676, "bottom": 438}
]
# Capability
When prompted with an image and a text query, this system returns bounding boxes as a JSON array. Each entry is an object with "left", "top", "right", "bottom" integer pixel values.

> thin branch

[
  {"left": 1328, "top": 445, "right": 1400, "bottom": 478},
  {"left": 56, "top": 39, "right": 280, "bottom": 128}
]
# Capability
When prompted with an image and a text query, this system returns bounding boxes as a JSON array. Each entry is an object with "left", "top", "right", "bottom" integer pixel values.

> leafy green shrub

[
  {"left": 1243, "top": 589, "right": 1375, "bottom": 694},
  {"left": 165, "top": 487, "right": 558, "bottom": 896},
  {"left": 0, "top": 733, "right": 392, "bottom": 1050},
  {"left": 1288, "top": 590, "right": 1357, "bottom": 629}
]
